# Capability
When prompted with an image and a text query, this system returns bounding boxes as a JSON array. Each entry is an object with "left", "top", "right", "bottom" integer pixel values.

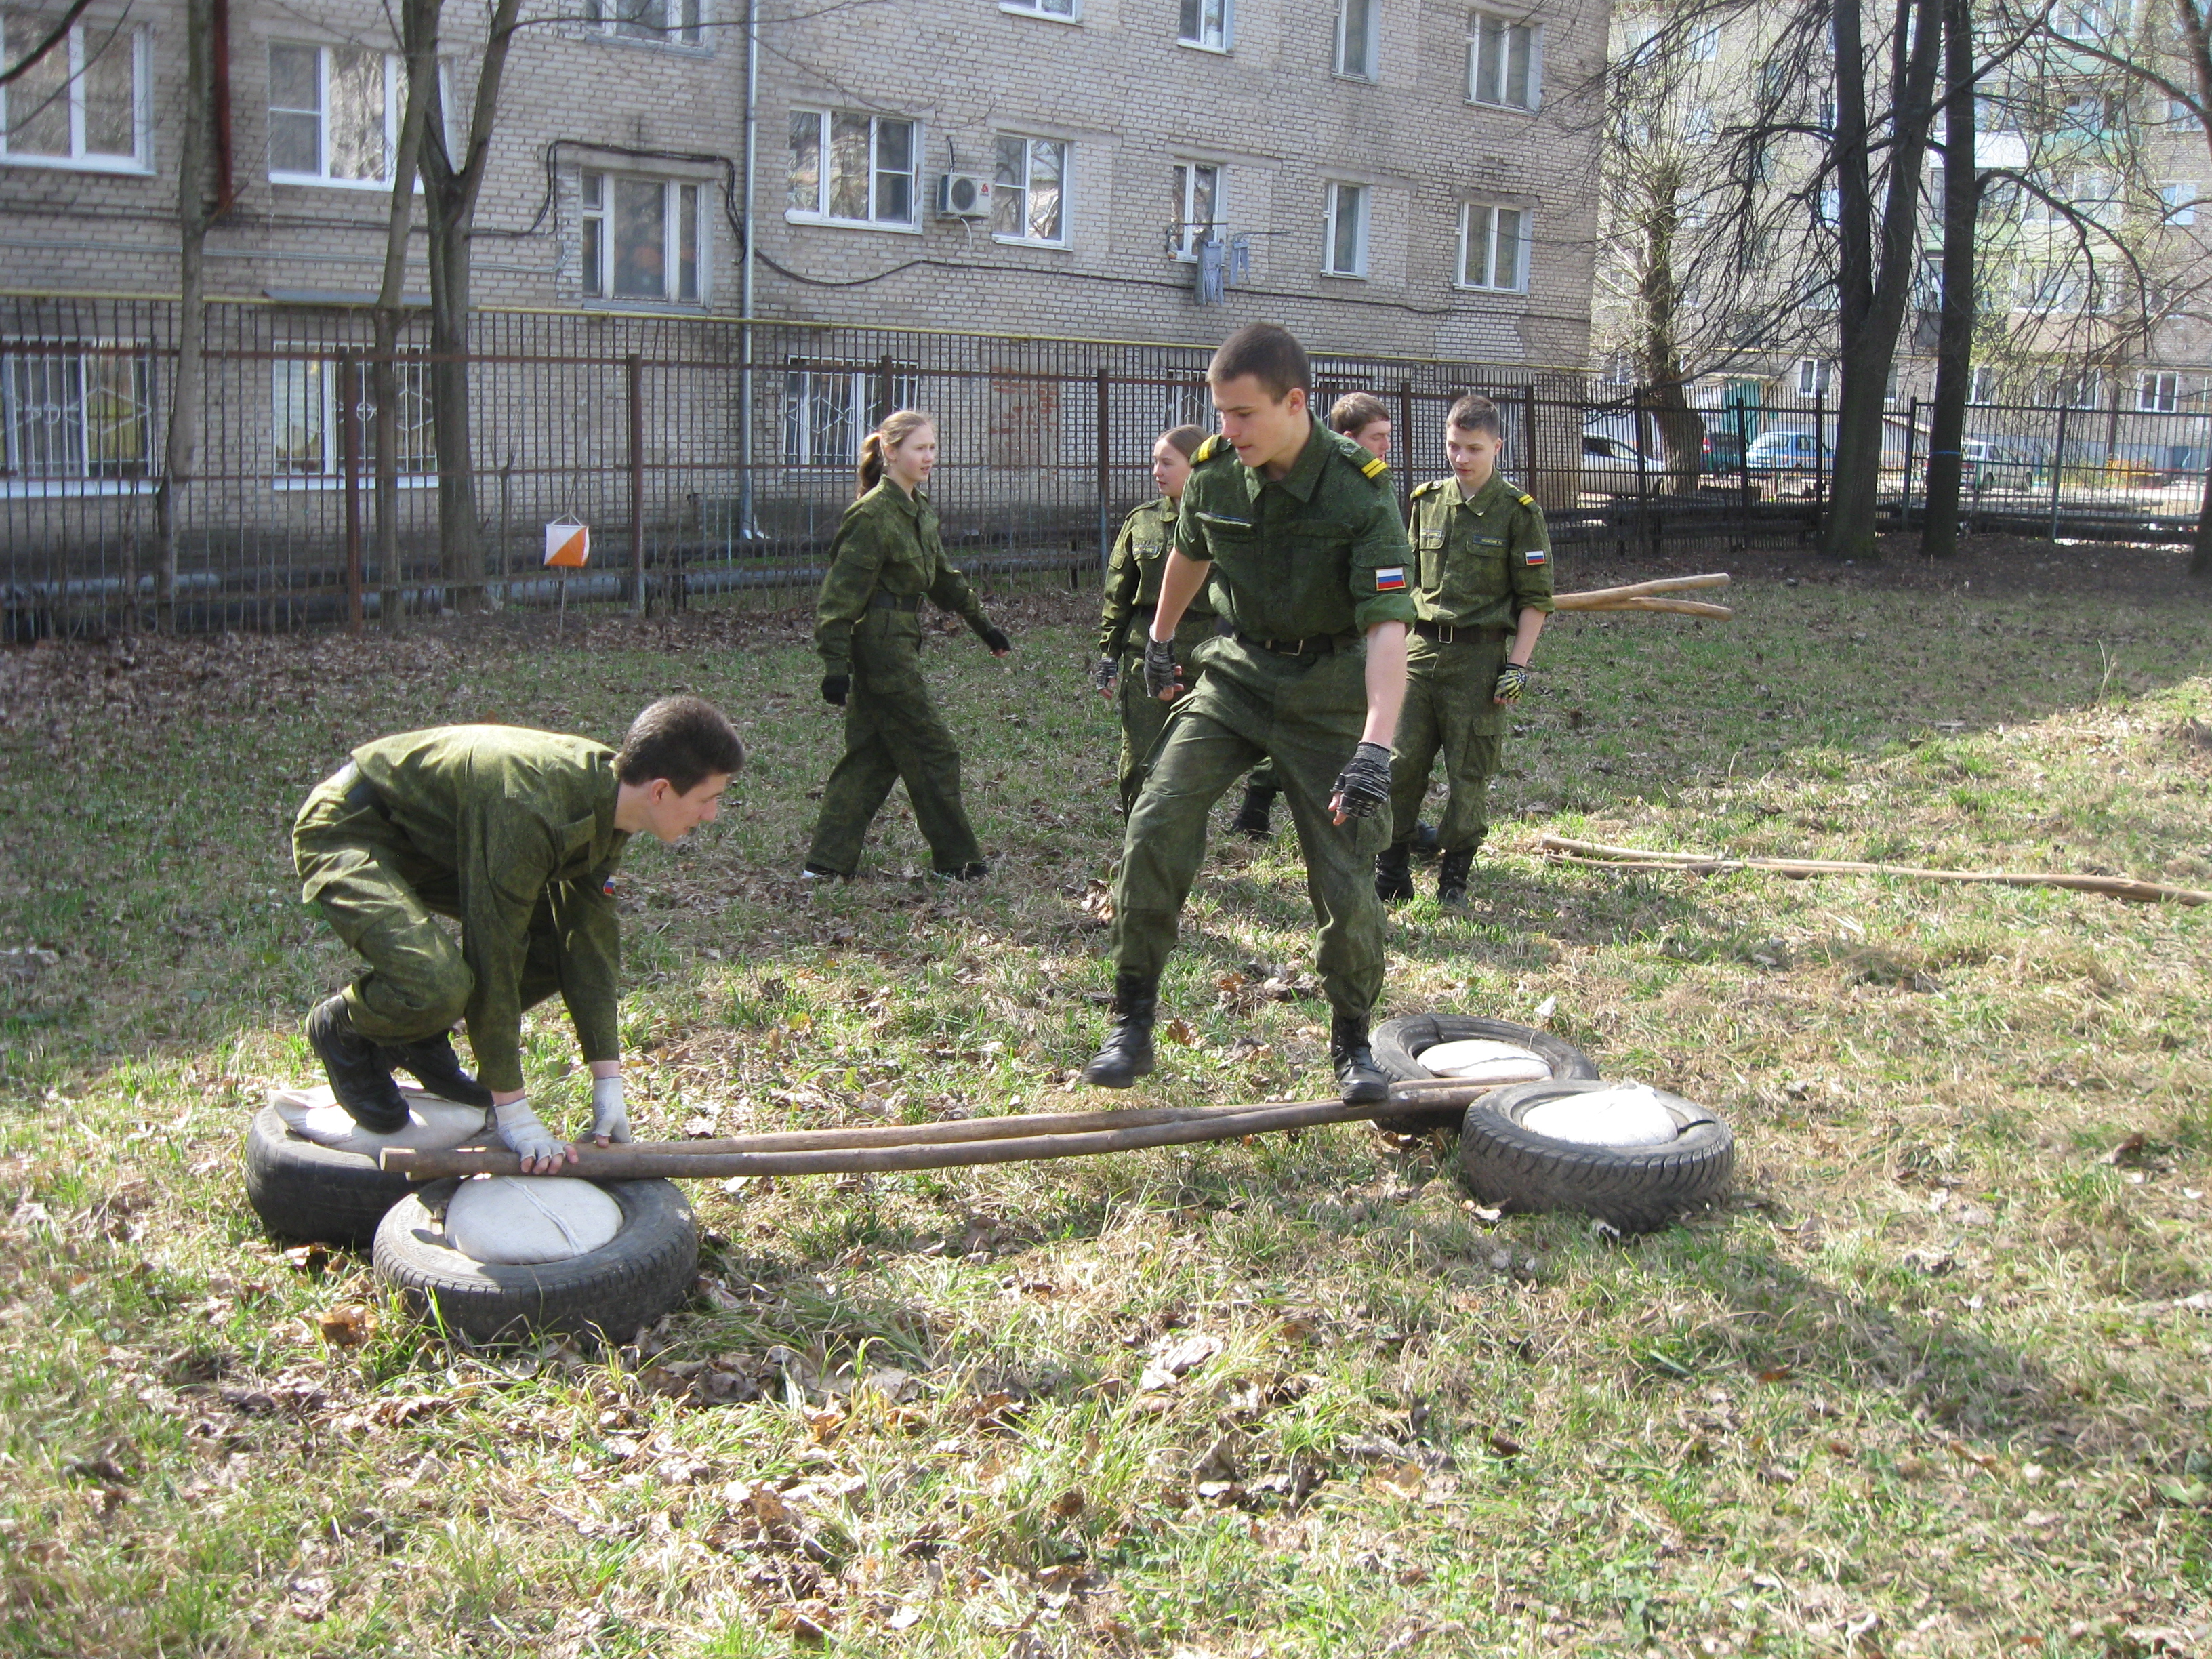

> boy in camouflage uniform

[
  {"left": 292, "top": 697, "right": 743, "bottom": 1170},
  {"left": 1082, "top": 324, "right": 1415, "bottom": 1105},
  {"left": 1376, "top": 394, "right": 1552, "bottom": 907}
]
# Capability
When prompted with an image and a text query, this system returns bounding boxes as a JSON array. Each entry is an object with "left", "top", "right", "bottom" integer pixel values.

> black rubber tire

[
  {"left": 1369, "top": 1015, "right": 1600, "bottom": 1134},
  {"left": 243, "top": 1104, "right": 416, "bottom": 1246},
  {"left": 1457, "top": 1078, "right": 1734, "bottom": 1233},
  {"left": 373, "top": 1178, "right": 699, "bottom": 1345}
]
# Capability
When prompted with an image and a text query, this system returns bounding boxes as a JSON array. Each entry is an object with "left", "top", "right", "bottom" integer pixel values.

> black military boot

[
  {"left": 1231, "top": 784, "right": 1277, "bottom": 840},
  {"left": 1437, "top": 847, "right": 1477, "bottom": 907},
  {"left": 1331, "top": 1012, "right": 1389, "bottom": 1105},
  {"left": 1410, "top": 822, "right": 1443, "bottom": 862},
  {"left": 1081, "top": 972, "right": 1159, "bottom": 1088},
  {"left": 382, "top": 1030, "right": 494, "bottom": 1108},
  {"left": 1374, "top": 842, "right": 1415, "bottom": 902},
  {"left": 306, "top": 994, "right": 410, "bottom": 1132}
]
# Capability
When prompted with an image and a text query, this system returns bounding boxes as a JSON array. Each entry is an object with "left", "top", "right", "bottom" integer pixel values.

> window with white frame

[
  {"left": 581, "top": 171, "right": 703, "bottom": 302},
  {"left": 782, "top": 360, "right": 920, "bottom": 466},
  {"left": 2138, "top": 370, "right": 2182, "bottom": 412},
  {"left": 1795, "top": 357, "right": 1832, "bottom": 396},
  {"left": 1170, "top": 161, "right": 1221, "bottom": 258},
  {"left": 271, "top": 359, "right": 434, "bottom": 479},
  {"left": 787, "top": 110, "right": 917, "bottom": 227},
  {"left": 1457, "top": 201, "right": 1527, "bottom": 291},
  {"left": 1001, "top": 0, "right": 1076, "bottom": 17},
  {"left": 2160, "top": 181, "right": 2198, "bottom": 224},
  {"left": 1469, "top": 13, "right": 1539, "bottom": 110},
  {"left": 1180, "top": 0, "right": 1229, "bottom": 49},
  {"left": 1968, "top": 364, "right": 1996, "bottom": 403},
  {"left": 1, "top": 15, "right": 145, "bottom": 170},
  {"left": 1334, "top": 0, "right": 1377, "bottom": 79},
  {"left": 1, "top": 342, "right": 152, "bottom": 481},
  {"left": 268, "top": 42, "right": 417, "bottom": 185},
  {"left": 583, "top": 0, "right": 703, "bottom": 45},
  {"left": 1323, "top": 182, "right": 1367, "bottom": 276},
  {"left": 994, "top": 136, "right": 1067, "bottom": 245}
]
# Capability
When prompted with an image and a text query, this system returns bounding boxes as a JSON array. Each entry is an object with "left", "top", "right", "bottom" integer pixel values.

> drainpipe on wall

[{"left": 737, "top": 0, "right": 759, "bottom": 538}]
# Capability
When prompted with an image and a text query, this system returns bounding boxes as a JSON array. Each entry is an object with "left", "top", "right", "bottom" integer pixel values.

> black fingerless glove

[
  {"left": 821, "top": 674, "right": 849, "bottom": 707},
  {"left": 1092, "top": 657, "right": 1119, "bottom": 693},
  {"left": 980, "top": 625, "right": 1012, "bottom": 654},
  {"left": 1143, "top": 636, "right": 1181, "bottom": 698},
  {"left": 1493, "top": 662, "right": 1532, "bottom": 702},
  {"left": 1332, "top": 741, "right": 1394, "bottom": 819}
]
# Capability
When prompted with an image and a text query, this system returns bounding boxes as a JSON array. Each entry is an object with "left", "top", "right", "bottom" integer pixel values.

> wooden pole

[
  {"left": 1553, "top": 573, "right": 1729, "bottom": 604},
  {"left": 1538, "top": 834, "right": 2211, "bottom": 905},
  {"left": 382, "top": 1084, "right": 1507, "bottom": 1181}
]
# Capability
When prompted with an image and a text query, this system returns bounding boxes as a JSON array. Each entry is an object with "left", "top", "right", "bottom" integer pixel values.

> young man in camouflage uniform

[
  {"left": 1376, "top": 394, "right": 1552, "bottom": 907},
  {"left": 1082, "top": 324, "right": 1416, "bottom": 1105},
  {"left": 292, "top": 697, "right": 743, "bottom": 1170}
]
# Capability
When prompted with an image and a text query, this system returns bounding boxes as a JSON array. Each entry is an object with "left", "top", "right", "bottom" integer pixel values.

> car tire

[
  {"left": 1458, "top": 1078, "right": 1734, "bottom": 1233},
  {"left": 243, "top": 1104, "right": 418, "bottom": 1246},
  {"left": 1369, "top": 1014, "right": 1600, "bottom": 1134},
  {"left": 374, "top": 1178, "right": 699, "bottom": 1345}
]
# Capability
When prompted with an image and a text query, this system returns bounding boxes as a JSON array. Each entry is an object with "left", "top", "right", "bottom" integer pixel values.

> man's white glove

[
  {"left": 590, "top": 1074, "right": 632, "bottom": 1145},
  {"left": 492, "top": 1098, "right": 569, "bottom": 1164}
]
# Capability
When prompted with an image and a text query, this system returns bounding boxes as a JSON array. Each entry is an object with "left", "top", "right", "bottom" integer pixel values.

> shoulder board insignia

[
  {"left": 1360, "top": 455, "right": 1388, "bottom": 479},
  {"left": 1517, "top": 493, "right": 1535, "bottom": 507},
  {"left": 1410, "top": 479, "right": 1442, "bottom": 498},
  {"left": 1194, "top": 434, "right": 1227, "bottom": 463}
]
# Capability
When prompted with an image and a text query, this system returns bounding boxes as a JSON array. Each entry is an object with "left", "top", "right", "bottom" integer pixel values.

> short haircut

[
  {"left": 1160, "top": 424, "right": 1206, "bottom": 459},
  {"left": 1329, "top": 392, "right": 1391, "bottom": 436},
  {"left": 1208, "top": 323, "right": 1310, "bottom": 401},
  {"left": 1446, "top": 394, "right": 1504, "bottom": 441},
  {"left": 615, "top": 696, "right": 745, "bottom": 793}
]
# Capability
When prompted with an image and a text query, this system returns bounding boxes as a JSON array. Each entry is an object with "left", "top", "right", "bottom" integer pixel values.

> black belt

[
  {"left": 868, "top": 592, "right": 922, "bottom": 612},
  {"left": 1410, "top": 619, "right": 1507, "bottom": 644},
  {"left": 1231, "top": 626, "right": 1355, "bottom": 656}
]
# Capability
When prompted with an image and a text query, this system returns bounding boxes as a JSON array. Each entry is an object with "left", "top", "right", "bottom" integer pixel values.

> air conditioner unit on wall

[{"left": 936, "top": 172, "right": 995, "bottom": 218}]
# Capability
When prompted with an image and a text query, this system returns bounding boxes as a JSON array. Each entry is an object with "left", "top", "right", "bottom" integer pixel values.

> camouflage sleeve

[
  {"left": 1347, "top": 481, "right": 1418, "bottom": 632},
  {"left": 1172, "top": 493, "right": 1214, "bottom": 565},
  {"left": 925, "top": 548, "right": 994, "bottom": 639},
  {"left": 454, "top": 794, "right": 562, "bottom": 1094},
  {"left": 1507, "top": 497, "right": 1555, "bottom": 614},
  {"left": 1098, "top": 509, "right": 1144, "bottom": 659},
  {"left": 814, "top": 510, "right": 890, "bottom": 673},
  {"left": 546, "top": 878, "right": 622, "bottom": 1067}
]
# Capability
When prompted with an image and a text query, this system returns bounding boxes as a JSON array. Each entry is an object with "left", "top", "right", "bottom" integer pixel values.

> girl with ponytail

[{"left": 805, "top": 411, "right": 1012, "bottom": 881}]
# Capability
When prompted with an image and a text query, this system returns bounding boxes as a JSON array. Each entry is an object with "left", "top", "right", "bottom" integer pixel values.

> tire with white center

[
  {"left": 1459, "top": 1078, "right": 1734, "bottom": 1233},
  {"left": 1368, "top": 1015, "right": 1599, "bottom": 1134},
  {"left": 373, "top": 1178, "right": 699, "bottom": 1345},
  {"left": 243, "top": 1105, "right": 415, "bottom": 1246}
]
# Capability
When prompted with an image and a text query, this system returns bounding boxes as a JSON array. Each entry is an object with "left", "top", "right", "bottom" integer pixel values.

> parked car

[
  {"left": 1580, "top": 432, "right": 1650, "bottom": 495},
  {"left": 1957, "top": 438, "right": 2036, "bottom": 491},
  {"left": 1745, "top": 430, "right": 1830, "bottom": 471}
]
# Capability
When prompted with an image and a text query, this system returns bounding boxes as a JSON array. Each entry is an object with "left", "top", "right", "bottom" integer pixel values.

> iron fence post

[
  {"left": 339, "top": 350, "right": 363, "bottom": 630},
  {"left": 1902, "top": 396, "right": 1919, "bottom": 533},
  {"left": 1734, "top": 400, "right": 1750, "bottom": 548},
  {"left": 628, "top": 354, "right": 647, "bottom": 613},
  {"left": 2050, "top": 404, "right": 2068, "bottom": 542},
  {"left": 1812, "top": 389, "right": 1826, "bottom": 537},
  {"left": 1399, "top": 378, "right": 1415, "bottom": 513},
  {"left": 1520, "top": 380, "right": 1538, "bottom": 505},
  {"left": 1096, "top": 365, "right": 1111, "bottom": 577}
]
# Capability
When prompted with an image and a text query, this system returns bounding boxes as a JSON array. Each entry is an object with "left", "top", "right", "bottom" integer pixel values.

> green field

[{"left": 1, "top": 546, "right": 2208, "bottom": 1657}]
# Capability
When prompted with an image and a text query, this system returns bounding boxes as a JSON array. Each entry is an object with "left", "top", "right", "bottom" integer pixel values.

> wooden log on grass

[
  {"left": 1538, "top": 834, "right": 2212, "bottom": 906},
  {"left": 382, "top": 1082, "right": 1507, "bottom": 1181},
  {"left": 1551, "top": 573, "right": 1729, "bottom": 607}
]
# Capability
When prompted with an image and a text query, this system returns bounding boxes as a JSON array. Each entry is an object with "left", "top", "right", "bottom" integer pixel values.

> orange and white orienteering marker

[{"left": 544, "top": 518, "right": 591, "bottom": 567}]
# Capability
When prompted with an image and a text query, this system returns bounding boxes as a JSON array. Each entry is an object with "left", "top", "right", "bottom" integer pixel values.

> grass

[{"left": 0, "top": 542, "right": 2209, "bottom": 1657}]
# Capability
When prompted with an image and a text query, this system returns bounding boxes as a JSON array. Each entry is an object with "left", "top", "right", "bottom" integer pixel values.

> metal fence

[{"left": 5, "top": 293, "right": 2206, "bottom": 637}]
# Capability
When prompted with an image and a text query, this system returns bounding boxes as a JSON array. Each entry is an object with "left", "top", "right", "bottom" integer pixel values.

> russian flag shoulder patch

[
  {"left": 1523, "top": 548, "right": 1548, "bottom": 565},
  {"left": 1375, "top": 566, "right": 1408, "bottom": 591}
]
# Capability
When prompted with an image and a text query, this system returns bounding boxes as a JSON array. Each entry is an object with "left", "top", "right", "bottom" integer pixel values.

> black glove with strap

[
  {"left": 980, "top": 625, "right": 1012, "bottom": 655},
  {"left": 1092, "top": 657, "right": 1119, "bottom": 693},
  {"left": 821, "top": 674, "right": 849, "bottom": 707},
  {"left": 1493, "top": 661, "right": 1533, "bottom": 703},
  {"left": 1143, "top": 636, "right": 1181, "bottom": 699},
  {"left": 1332, "top": 741, "right": 1394, "bottom": 819}
]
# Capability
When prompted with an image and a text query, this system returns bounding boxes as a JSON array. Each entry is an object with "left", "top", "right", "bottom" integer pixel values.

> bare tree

[
  {"left": 371, "top": 0, "right": 441, "bottom": 629},
  {"left": 1921, "top": 0, "right": 1978, "bottom": 556},
  {"left": 157, "top": 0, "right": 215, "bottom": 632}
]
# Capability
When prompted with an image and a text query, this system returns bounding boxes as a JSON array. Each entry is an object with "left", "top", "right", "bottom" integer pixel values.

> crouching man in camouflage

[
  {"left": 1082, "top": 323, "right": 1416, "bottom": 1105},
  {"left": 291, "top": 697, "right": 743, "bottom": 1170}
]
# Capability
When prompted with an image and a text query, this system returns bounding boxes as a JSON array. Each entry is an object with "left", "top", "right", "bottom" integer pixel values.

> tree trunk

[
  {"left": 1630, "top": 163, "right": 1710, "bottom": 497},
  {"left": 156, "top": 0, "right": 212, "bottom": 633},
  {"left": 2176, "top": 0, "right": 2212, "bottom": 577},
  {"left": 1921, "top": 0, "right": 1978, "bottom": 559},
  {"left": 375, "top": 0, "right": 436, "bottom": 630},
  {"left": 1822, "top": 0, "right": 1945, "bottom": 562}
]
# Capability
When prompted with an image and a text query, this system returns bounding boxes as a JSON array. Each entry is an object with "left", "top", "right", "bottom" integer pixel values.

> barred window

[
  {"left": 783, "top": 361, "right": 920, "bottom": 466},
  {"left": 1, "top": 342, "right": 152, "bottom": 481},
  {"left": 272, "top": 359, "right": 434, "bottom": 480}
]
